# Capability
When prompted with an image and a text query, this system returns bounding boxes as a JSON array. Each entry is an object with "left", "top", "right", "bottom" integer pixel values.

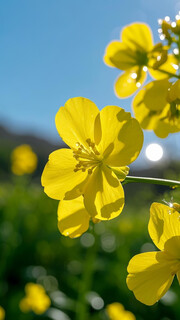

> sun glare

[{"left": 145, "top": 143, "right": 163, "bottom": 161}]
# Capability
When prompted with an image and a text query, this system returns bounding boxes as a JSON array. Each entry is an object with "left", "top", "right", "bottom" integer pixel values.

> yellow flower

[
  {"left": 127, "top": 202, "right": 180, "bottom": 305},
  {"left": 0, "top": 306, "right": 5, "bottom": 320},
  {"left": 19, "top": 283, "right": 51, "bottom": 314},
  {"left": 104, "top": 23, "right": 177, "bottom": 98},
  {"left": 133, "top": 79, "right": 180, "bottom": 138},
  {"left": 42, "top": 97, "right": 143, "bottom": 238},
  {"left": 11, "top": 144, "right": 38, "bottom": 175},
  {"left": 106, "top": 302, "right": 136, "bottom": 320}
]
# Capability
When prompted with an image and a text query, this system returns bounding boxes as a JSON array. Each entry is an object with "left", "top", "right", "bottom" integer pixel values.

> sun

[{"left": 145, "top": 143, "right": 163, "bottom": 161}]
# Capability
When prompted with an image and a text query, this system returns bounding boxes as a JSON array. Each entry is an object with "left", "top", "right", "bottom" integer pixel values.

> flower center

[
  {"left": 135, "top": 50, "right": 148, "bottom": 66},
  {"left": 73, "top": 139, "right": 101, "bottom": 174}
]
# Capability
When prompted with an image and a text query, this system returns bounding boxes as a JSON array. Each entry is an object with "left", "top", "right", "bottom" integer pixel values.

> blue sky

[{"left": 0, "top": 0, "right": 180, "bottom": 167}]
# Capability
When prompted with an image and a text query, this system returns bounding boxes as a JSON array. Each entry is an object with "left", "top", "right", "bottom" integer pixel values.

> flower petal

[
  {"left": 132, "top": 82, "right": 180, "bottom": 137},
  {"left": 132, "top": 88, "right": 160, "bottom": 130},
  {"left": 84, "top": 165, "right": 124, "bottom": 220},
  {"left": 110, "top": 166, "right": 129, "bottom": 181},
  {"left": 149, "top": 54, "right": 178, "bottom": 79},
  {"left": 114, "top": 68, "right": 147, "bottom": 98},
  {"left": 41, "top": 149, "right": 88, "bottom": 200},
  {"left": 127, "top": 251, "right": 175, "bottom": 305},
  {"left": 153, "top": 118, "right": 180, "bottom": 138},
  {"left": 96, "top": 105, "right": 143, "bottom": 166},
  {"left": 167, "top": 79, "right": 180, "bottom": 102},
  {"left": 135, "top": 79, "right": 170, "bottom": 111},
  {"left": 94, "top": 105, "right": 143, "bottom": 167},
  {"left": 58, "top": 197, "right": 90, "bottom": 238},
  {"left": 148, "top": 202, "right": 180, "bottom": 251},
  {"left": 176, "top": 270, "right": 180, "bottom": 285},
  {"left": 55, "top": 97, "right": 99, "bottom": 149},
  {"left": 121, "top": 23, "right": 153, "bottom": 52},
  {"left": 95, "top": 105, "right": 131, "bottom": 155},
  {"left": 104, "top": 41, "right": 137, "bottom": 70}
]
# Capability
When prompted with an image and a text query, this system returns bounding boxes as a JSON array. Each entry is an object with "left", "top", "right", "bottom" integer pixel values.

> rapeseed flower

[
  {"left": 0, "top": 307, "right": 5, "bottom": 320},
  {"left": 19, "top": 283, "right": 51, "bottom": 314},
  {"left": 106, "top": 302, "right": 136, "bottom": 320},
  {"left": 11, "top": 144, "right": 38, "bottom": 175},
  {"left": 104, "top": 23, "right": 177, "bottom": 98},
  {"left": 127, "top": 202, "right": 180, "bottom": 305},
  {"left": 42, "top": 97, "right": 143, "bottom": 237},
  {"left": 133, "top": 79, "right": 180, "bottom": 138}
]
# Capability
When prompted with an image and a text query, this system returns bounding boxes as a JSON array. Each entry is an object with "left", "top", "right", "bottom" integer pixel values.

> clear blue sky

[{"left": 0, "top": 0, "right": 180, "bottom": 166}]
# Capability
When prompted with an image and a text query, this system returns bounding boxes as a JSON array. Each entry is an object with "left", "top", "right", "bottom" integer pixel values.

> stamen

[{"left": 73, "top": 139, "right": 101, "bottom": 173}]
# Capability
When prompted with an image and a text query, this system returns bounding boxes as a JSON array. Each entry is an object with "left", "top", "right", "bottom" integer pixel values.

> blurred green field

[
  {"left": 0, "top": 173, "right": 180, "bottom": 319},
  {"left": 0, "top": 130, "right": 180, "bottom": 319}
]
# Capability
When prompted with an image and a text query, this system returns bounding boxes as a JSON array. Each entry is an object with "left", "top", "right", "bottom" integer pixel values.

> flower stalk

[
  {"left": 75, "top": 237, "right": 97, "bottom": 320},
  {"left": 122, "top": 175, "right": 180, "bottom": 188},
  {"left": 153, "top": 68, "right": 180, "bottom": 79}
]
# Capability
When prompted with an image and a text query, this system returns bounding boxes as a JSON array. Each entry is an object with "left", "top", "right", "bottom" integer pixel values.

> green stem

[
  {"left": 75, "top": 236, "right": 97, "bottom": 320},
  {"left": 122, "top": 176, "right": 180, "bottom": 188},
  {"left": 153, "top": 69, "right": 180, "bottom": 79}
]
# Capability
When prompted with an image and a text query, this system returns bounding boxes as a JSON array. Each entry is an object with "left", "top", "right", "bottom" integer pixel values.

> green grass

[{"left": 0, "top": 175, "right": 180, "bottom": 320}]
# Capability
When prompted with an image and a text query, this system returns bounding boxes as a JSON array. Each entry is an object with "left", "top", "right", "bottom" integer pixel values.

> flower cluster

[
  {"left": 104, "top": 19, "right": 180, "bottom": 137},
  {"left": 11, "top": 144, "right": 38, "bottom": 175},
  {"left": 40, "top": 13, "right": 180, "bottom": 316},
  {"left": 19, "top": 283, "right": 51, "bottom": 314},
  {"left": 106, "top": 302, "right": 136, "bottom": 320}
]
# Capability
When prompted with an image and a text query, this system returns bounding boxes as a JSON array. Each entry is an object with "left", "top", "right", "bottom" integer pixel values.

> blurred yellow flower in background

[
  {"left": 127, "top": 202, "right": 180, "bottom": 305},
  {"left": 11, "top": 144, "right": 38, "bottom": 175},
  {"left": 19, "top": 283, "right": 51, "bottom": 314},
  {"left": 104, "top": 23, "right": 177, "bottom": 98},
  {"left": 0, "top": 306, "right": 5, "bottom": 320},
  {"left": 106, "top": 302, "right": 136, "bottom": 320},
  {"left": 42, "top": 97, "right": 143, "bottom": 238},
  {"left": 133, "top": 79, "right": 180, "bottom": 138}
]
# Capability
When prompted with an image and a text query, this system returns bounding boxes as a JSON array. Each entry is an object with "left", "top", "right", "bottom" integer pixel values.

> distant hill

[
  {"left": 0, "top": 125, "right": 65, "bottom": 156},
  {"left": 0, "top": 124, "right": 66, "bottom": 177}
]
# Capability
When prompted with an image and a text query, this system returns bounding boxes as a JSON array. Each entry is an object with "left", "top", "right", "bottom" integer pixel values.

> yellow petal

[
  {"left": 114, "top": 68, "right": 147, "bottom": 98},
  {"left": 135, "top": 79, "right": 170, "bottom": 111},
  {"left": 96, "top": 105, "right": 131, "bottom": 156},
  {"left": 163, "top": 237, "right": 180, "bottom": 260},
  {"left": 167, "top": 79, "right": 180, "bottom": 102},
  {"left": 132, "top": 82, "right": 180, "bottom": 137},
  {"left": 127, "top": 251, "right": 175, "bottom": 305},
  {"left": 104, "top": 41, "right": 137, "bottom": 70},
  {"left": 153, "top": 117, "right": 180, "bottom": 138},
  {"left": 98, "top": 107, "right": 143, "bottom": 166},
  {"left": 149, "top": 54, "right": 178, "bottom": 79},
  {"left": 176, "top": 270, "right": 180, "bottom": 285},
  {"left": 121, "top": 23, "right": 153, "bottom": 52},
  {"left": 55, "top": 97, "right": 99, "bottom": 149},
  {"left": 148, "top": 202, "right": 180, "bottom": 252},
  {"left": 110, "top": 166, "right": 129, "bottom": 181},
  {"left": 94, "top": 105, "right": 143, "bottom": 167},
  {"left": 132, "top": 88, "right": 160, "bottom": 130},
  {"left": 41, "top": 149, "right": 88, "bottom": 200},
  {"left": 58, "top": 197, "right": 90, "bottom": 238},
  {"left": 84, "top": 165, "right": 124, "bottom": 220}
]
